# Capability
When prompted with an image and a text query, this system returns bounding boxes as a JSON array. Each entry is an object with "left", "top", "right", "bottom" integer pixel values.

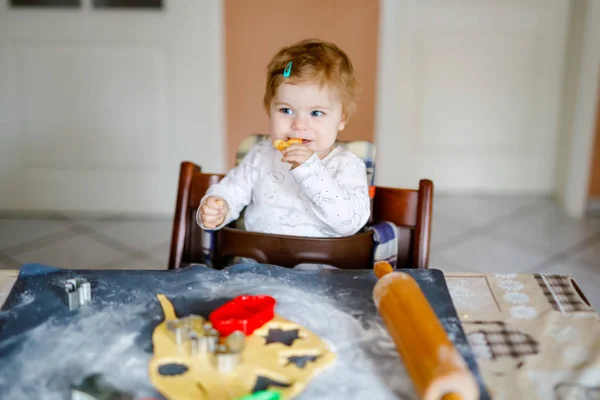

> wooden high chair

[{"left": 168, "top": 136, "right": 433, "bottom": 270}]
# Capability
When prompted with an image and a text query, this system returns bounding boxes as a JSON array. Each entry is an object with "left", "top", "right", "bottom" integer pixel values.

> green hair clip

[{"left": 283, "top": 61, "right": 292, "bottom": 78}]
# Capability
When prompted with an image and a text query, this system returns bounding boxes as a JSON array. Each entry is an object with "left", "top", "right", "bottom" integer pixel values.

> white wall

[
  {"left": 1, "top": 0, "right": 598, "bottom": 215},
  {"left": 556, "top": 0, "right": 588, "bottom": 204},
  {"left": 375, "top": 0, "right": 569, "bottom": 194},
  {"left": 0, "top": 1, "right": 225, "bottom": 214},
  {"left": 559, "top": 0, "right": 600, "bottom": 218}
]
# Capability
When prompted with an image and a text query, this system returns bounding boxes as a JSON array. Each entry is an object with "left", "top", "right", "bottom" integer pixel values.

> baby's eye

[
  {"left": 311, "top": 110, "right": 325, "bottom": 117},
  {"left": 279, "top": 108, "right": 293, "bottom": 115}
]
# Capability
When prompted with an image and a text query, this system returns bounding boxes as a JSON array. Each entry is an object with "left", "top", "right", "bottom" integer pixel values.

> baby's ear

[{"left": 338, "top": 115, "right": 346, "bottom": 131}]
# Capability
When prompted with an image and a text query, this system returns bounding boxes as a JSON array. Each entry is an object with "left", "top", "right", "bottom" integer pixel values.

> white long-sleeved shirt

[{"left": 197, "top": 140, "right": 370, "bottom": 237}]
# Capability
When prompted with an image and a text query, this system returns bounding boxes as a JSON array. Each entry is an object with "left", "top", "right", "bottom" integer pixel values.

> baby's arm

[
  {"left": 290, "top": 152, "right": 370, "bottom": 236},
  {"left": 196, "top": 147, "right": 259, "bottom": 230}
]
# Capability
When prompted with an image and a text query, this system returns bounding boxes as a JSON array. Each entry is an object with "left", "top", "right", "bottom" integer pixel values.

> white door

[
  {"left": 0, "top": 0, "right": 224, "bottom": 214},
  {"left": 375, "top": 0, "right": 569, "bottom": 194}
]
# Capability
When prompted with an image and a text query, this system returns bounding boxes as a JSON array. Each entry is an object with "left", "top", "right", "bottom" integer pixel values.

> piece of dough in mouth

[{"left": 273, "top": 138, "right": 303, "bottom": 152}]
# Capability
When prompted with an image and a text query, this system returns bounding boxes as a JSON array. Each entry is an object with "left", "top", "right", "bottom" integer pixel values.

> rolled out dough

[{"left": 148, "top": 294, "right": 336, "bottom": 400}]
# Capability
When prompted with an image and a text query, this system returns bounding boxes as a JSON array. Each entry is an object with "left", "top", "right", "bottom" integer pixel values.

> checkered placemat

[
  {"left": 465, "top": 321, "right": 539, "bottom": 359},
  {"left": 534, "top": 273, "right": 593, "bottom": 313},
  {"left": 447, "top": 272, "right": 600, "bottom": 400}
]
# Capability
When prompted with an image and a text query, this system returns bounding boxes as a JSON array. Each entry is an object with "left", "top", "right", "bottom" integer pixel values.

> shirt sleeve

[
  {"left": 196, "top": 144, "right": 260, "bottom": 230},
  {"left": 289, "top": 151, "right": 371, "bottom": 236}
]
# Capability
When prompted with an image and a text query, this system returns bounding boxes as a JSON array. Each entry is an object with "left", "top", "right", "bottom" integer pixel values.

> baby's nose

[{"left": 291, "top": 116, "right": 310, "bottom": 131}]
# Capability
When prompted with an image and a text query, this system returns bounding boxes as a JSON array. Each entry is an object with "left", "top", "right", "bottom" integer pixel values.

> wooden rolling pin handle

[
  {"left": 373, "top": 262, "right": 479, "bottom": 400},
  {"left": 442, "top": 394, "right": 463, "bottom": 400}
]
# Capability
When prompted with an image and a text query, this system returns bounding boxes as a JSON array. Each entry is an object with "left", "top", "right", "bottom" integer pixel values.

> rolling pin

[{"left": 373, "top": 261, "right": 480, "bottom": 400}]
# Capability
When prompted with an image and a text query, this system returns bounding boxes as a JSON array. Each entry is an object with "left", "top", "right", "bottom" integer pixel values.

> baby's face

[{"left": 269, "top": 82, "right": 346, "bottom": 157}]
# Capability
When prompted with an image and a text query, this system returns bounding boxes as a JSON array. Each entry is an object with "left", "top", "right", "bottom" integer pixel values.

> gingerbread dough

[{"left": 148, "top": 294, "right": 335, "bottom": 400}]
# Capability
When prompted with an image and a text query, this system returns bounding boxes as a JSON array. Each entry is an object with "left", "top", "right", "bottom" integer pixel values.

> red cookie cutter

[{"left": 209, "top": 295, "right": 276, "bottom": 336}]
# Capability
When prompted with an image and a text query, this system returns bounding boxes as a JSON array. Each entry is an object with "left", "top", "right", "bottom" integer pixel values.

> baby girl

[{"left": 198, "top": 39, "right": 370, "bottom": 238}]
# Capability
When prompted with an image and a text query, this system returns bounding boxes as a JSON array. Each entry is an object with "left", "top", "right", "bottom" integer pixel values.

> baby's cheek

[
  {"left": 269, "top": 114, "right": 290, "bottom": 138},
  {"left": 317, "top": 126, "right": 338, "bottom": 147}
]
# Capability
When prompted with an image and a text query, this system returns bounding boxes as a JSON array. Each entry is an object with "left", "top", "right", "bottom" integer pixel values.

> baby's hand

[
  {"left": 281, "top": 144, "right": 314, "bottom": 169},
  {"left": 200, "top": 196, "right": 229, "bottom": 229}
]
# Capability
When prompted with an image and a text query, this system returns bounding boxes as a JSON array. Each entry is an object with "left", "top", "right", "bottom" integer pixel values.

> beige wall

[{"left": 224, "top": 0, "right": 379, "bottom": 166}]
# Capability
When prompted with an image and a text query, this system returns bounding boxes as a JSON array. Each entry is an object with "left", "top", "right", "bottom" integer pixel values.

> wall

[
  {"left": 224, "top": 0, "right": 379, "bottom": 166},
  {"left": 560, "top": 0, "right": 600, "bottom": 218},
  {"left": 0, "top": 0, "right": 587, "bottom": 213},
  {"left": 588, "top": 84, "right": 600, "bottom": 198},
  {"left": 556, "top": 0, "right": 587, "bottom": 202},
  {"left": 0, "top": 1, "right": 224, "bottom": 214},
  {"left": 375, "top": 0, "right": 569, "bottom": 193}
]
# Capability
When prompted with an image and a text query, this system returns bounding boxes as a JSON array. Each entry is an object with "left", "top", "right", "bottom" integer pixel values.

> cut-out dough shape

[
  {"left": 158, "top": 363, "right": 189, "bottom": 376},
  {"left": 286, "top": 355, "right": 320, "bottom": 368},
  {"left": 263, "top": 328, "right": 301, "bottom": 347},
  {"left": 148, "top": 294, "right": 336, "bottom": 400},
  {"left": 252, "top": 376, "right": 292, "bottom": 392}
]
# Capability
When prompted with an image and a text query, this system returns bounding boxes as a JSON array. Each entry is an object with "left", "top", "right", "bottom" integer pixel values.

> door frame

[{"left": 562, "top": 0, "right": 600, "bottom": 218}]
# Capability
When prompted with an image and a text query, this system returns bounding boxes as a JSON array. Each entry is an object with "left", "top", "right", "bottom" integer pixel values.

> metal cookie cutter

[
  {"left": 65, "top": 278, "right": 92, "bottom": 310},
  {"left": 166, "top": 319, "right": 185, "bottom": 346},
  {"left": 214, "top": 330, "right": 246, "bottom": 373},
  {"left": 188, "top": 322, "right": 220, "bottom": 355},
  {"left": 166, "top": 315, "right": 209, "bottom": 349},
  {"left": 202, "top": 322, "right": 220, "bottom": 353}
]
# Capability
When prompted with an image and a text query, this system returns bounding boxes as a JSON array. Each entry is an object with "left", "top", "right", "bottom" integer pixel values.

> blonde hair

[{"left": 263, "top": 39, "right": 357, "bottom": 119}]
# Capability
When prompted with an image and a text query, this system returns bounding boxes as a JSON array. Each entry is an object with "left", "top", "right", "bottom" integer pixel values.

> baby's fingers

[
  {"left": 282, "top": 150, "right": 305, "bottom": 159},
  {"left": 202, "top": 204, "right": 220, "bottom": 216},
  {"left": 202, "top": 214, "right": 222, "bottom": 223},
  {"left": 202, "top": 215, "right": 225, "bottom": 229},
  {"left": 283, "top": 150, "right": 312, "bottom": 163},
  {"left": 282, "top": 144, "right": 307, "bottom": 154},
  {"left": 203, "top": 220, "right": 218, "bottom": 229},
  {"left": 206, "top": 196, "right": 225, "bottom": 210}
]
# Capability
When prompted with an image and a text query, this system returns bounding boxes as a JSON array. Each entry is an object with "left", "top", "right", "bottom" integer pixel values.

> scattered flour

[
  {"left": 0, "top": 301, "right": 156, "bottom": 400},
  {"left": 0, "top": 271, "right": 417, "bottom": 400}
]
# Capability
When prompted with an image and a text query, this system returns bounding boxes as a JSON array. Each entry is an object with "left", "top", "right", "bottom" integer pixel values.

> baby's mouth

[
  {"left": 288, "top": 138, "right": 313, "bottom": 144},
  {"left": 286, "top": 137, "right": 313, "bottom": 144}
]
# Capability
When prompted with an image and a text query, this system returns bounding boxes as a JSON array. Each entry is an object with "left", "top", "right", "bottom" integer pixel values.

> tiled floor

[{"left": 1, "top": 195, "right": 599, "bottom": 310}]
